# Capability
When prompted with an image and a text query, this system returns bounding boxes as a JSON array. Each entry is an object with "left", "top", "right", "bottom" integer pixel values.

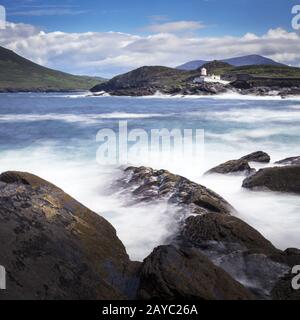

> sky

[{"left": 0, "top": 0, "right": 300, "bottom": 77}]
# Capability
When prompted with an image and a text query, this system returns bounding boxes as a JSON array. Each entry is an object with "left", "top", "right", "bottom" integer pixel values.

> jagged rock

[
  {"left": 117, "top": 166, "right": 294, "bottom": 299},
  {"left": 205, "top": 151, "right": 270, "bottom": 176},
  {"left": 240, "top": 151, "right": 271, "bottom": 163},
  {"left": 179, "top": 213, "right": 278, "bottom": 255},
  {"left": 271, "top": 249, "right": 300, "bottom": 300},
  {"left": 0, "top": 171, "right": 140, "bottom": 300},
  {"left": 177, "top": 213, "right": 289, "bottom": 299},
  {"left": 275, "top": 156, "right": 300, "bottom": 166},
  {"left": 242, "top": 166, "right": 300, "bottom": 194},
  {"left": 205, "top": 159, "right": 254, "bottom": 175},
  {"left": 118, "top": 166, "right": 234, "bottom": 215},
  {"left": 137, "top": 245, "right": 254, "bottom": 300}
]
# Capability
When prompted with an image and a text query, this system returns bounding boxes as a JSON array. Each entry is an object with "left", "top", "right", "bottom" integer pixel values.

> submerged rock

[
  {"left": 138, "top": 245, "right": 254, "bottom": 300},
  {"left": 0, "top": 171, "right": 140, "bottom": 300},
  {"left": 242, "top": 166, "right": 300, "bottom": 194},
  {"left": 205, "top": 159, "right": 254, "bottom": 175},
  {"left": 275, "top": 156, "right": 300, "bottom": 166}
]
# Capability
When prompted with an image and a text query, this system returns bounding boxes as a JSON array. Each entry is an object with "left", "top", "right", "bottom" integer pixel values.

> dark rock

[
  {"left": 205, "top": 151, "right": 270, "bottom": 176},
  {"left": 118, "top": 166, "right": 292, "bottom": 299},
  {"left": 137, "top": 245, "right": 254, "bottom": 300},
  {"left": 240, "top": 151, "right": 271, "bottom": 163},
  {"left": 179, "top": 213, "right": 278, "bottom": 255},
  {"left": 275, "top": 156, "right": 300, "bottom": 166},
  {"left": 118, "top": 166, "right": 234, "bottom": 215},
  {"left": 0, "top": 171, "right": 140, "bottom": 300},
  {"left": 271, "top": 249, "right": 300, "bottom": 300},
  {"left": 242, "top": 166, "right": 300, "bottom": 194},
  {"left": 177, "top": 213, "right": 288, "bottom": 299},
  {"left": 205, "top": 159, "right": 254, "bottom": 175}
]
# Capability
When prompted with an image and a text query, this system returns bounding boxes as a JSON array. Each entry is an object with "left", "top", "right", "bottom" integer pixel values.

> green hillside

[
  {"left": 0, "top": 46, "right": 105, "bottom": 92},
  {"left": 199, "top": 61, "right": 300, "bottom": 79}
]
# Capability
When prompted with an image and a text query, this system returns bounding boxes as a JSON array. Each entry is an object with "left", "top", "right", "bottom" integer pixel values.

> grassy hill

[
  {"left": 0, "top": 46, "right": 105, "bottom": 92},
  {"left": 91, "top": 66, "right": 196, "bottom": 94},
  {"left": 198, "top": 61, "right": 300, "bottom": 79}
]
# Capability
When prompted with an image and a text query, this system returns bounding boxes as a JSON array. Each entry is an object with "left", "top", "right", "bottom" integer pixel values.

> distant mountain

[
  {"left": 0, "top": 46, "right": 105, "bottom": 92},
  {"left": 177, "top": 60, "right": 209, "bottom": 71},
  {"left": 177, "top": 55, "right": 285, "bottom": 71},
  {"left": 200, "top": 61, "right": 232, "bottom": 74}
]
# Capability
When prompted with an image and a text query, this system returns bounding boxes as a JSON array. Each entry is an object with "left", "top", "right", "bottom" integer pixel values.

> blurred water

[{"left": 0, "top": 92, "right": 299, "bottom": 260}]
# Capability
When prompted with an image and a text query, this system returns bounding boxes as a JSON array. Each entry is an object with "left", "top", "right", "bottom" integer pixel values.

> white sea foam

[
  {"left": 136, "top": 91, "right": 300, "bottom": 101},
  {"left": 1, "top": 94, "right": 300, "bottom": 261},
  {"left": 0, "top": 112, "right": 165, "bottom": 124},
  {"left": 186, "top": 107, "right": 300, "bottom": 123}
]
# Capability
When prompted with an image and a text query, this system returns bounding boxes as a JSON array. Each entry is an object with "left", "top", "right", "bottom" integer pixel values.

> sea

[{"left": 0, "top": 92, "right": 300, "bottom": 261}]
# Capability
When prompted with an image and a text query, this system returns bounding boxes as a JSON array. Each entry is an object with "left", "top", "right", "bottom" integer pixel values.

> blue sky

[
  {"left": 0, "top": 0, "right": 299, "bottom": 77},
  {"left": 3, "top": 0, "right": 299, "bottom": 35}
]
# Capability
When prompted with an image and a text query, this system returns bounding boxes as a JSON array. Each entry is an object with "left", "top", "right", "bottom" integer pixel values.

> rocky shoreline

[
  {"left": 90, "top": 66, "right": 300, "bottom": 98},
  {"left": 91, "top": 82, "right": 300, "bottom": 98},
  {"left": 0, "top": 151, "right": 300, "bottom": 300}
]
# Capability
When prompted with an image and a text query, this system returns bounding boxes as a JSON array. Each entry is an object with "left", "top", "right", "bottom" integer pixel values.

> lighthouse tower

[{"left": 201, "top": 67, "right": 207, "bottom": 76}]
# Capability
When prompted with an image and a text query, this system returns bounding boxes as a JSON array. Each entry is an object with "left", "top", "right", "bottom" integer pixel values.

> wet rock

[
  {"left": 205, "top": 159, "right": 254, "bottom": 175},
  {"left": 118, "top": 166, "right": 292, "bottom": 299},
  {"left": 118, "top": 166, "right": 235, "bottom": 215},
  {"left": 240, "top": 151, "right": 271, "bottom": 163},
  {"left": 275, "top": 156, "right": 300, "bottom": 166},
  {"left": 271, "top": 248, "right": 300, "bottom": 300},
  {"left": 179, "top": 213, "right": 278, "bottom": 255},
  {"left": 177, "top": 213, "right": 288, "bottom": 299},
  {"left": 0, "top": 171, "right": 140, "bottom": 300},
  {"left": 137, "top": 245, "right": 254, "bottom": 300},
  {"left": 242, "top": 166, "right": 300, "bottom": 194}
]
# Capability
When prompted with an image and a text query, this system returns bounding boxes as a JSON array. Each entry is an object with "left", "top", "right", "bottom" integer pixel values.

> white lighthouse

[
  {"left": 193, "top": 66, "right": 230, "bottom": 85},
  {"left": 201, "top": 67, "right": 207, "bottom": 76}
]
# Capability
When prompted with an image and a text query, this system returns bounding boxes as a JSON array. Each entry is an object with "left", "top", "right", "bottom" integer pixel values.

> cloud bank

[{"left": 0, "top": 21, "right": 300, "bottom": 78}]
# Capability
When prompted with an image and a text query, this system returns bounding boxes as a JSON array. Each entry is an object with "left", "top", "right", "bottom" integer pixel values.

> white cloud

[
  {"left": 1, "top": 22, "right": 300, "bottom": 78},
  {"left": 145, "top": 20, "right": 205, "bottom": 33}
]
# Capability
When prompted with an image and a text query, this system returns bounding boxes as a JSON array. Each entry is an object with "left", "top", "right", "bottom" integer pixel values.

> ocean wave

[
  {"left": 186, "top": 107, "right": 300, "bottom": 123},
  {"left": 206, "top": 126, "right": 300, "bottom": 143},
  {"left": 135, "top": 91, "right": 300, "bottom": 101},
  {"left": 0, "top": 112, "right": 166, "bottom": 124}
]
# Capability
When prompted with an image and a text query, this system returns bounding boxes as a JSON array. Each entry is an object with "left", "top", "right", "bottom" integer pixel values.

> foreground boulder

[
  {"left": 275, "top": 156, "right": 300, "bottom": 166},
  {"left": 271, "top": 248, "right": 300, "bottom": 300},
  {"left": 242, "top": 166, "right": 300, "bottom": 194},
  {"left": 205, "top": 159, "right": 254, "bottom": 175},
  {"left": 117, "top": 166, "right": 296, "bottom": 299},
  {"left": 178, "top": 213, "right": 289, "bottom": 299},
  {"left": 0, "top": 171, "right": 139, "bottom": 300},
  {"left": 138, "top": 245, "right": 254, "bottom": 300}
]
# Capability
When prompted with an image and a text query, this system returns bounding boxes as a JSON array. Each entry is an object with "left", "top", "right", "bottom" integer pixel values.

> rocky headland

[{"left": 90, "top": 64, "right": 300, "bottom": 98}]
